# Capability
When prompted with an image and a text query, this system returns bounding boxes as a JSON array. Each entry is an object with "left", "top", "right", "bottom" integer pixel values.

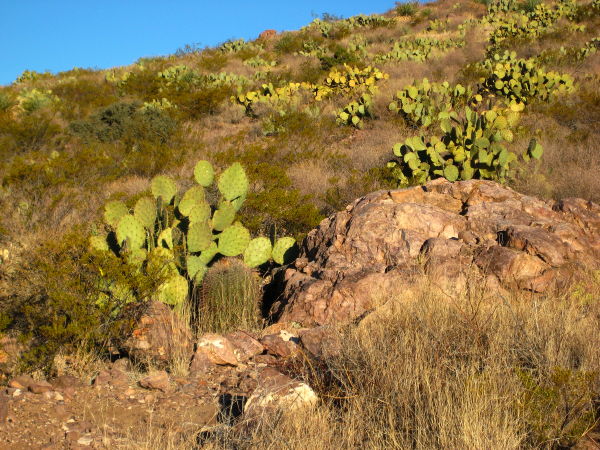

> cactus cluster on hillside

[
  {"left": 90, "top": 161, "right": 297, "bottom": 307},
  {"left": 387, "top": 107, "right": 543, "bottom": 186}
]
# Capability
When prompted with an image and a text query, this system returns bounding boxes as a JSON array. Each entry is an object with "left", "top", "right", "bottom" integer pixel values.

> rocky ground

[{"left": 1, "top": 180, "right": 599, "bottom": 449}]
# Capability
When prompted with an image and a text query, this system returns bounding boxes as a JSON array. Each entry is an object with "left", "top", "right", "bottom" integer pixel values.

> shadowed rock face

[{"left": 270, "top": 179, "right": 600, "bottom": 326}]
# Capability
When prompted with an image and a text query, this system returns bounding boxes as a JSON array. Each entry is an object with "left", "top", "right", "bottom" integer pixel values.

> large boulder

[{"left": 271, "top": 180, "right": 600, "bottom": 326}]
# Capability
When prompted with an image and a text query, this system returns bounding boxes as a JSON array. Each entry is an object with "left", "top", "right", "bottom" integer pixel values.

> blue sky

[{"left": 1, "top": 0, "right": 398, "bottom": 86}]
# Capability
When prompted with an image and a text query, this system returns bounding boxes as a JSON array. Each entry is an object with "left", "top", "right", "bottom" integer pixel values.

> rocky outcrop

[{"left": 271, "top": 180, "right": 600, "bottom": 326}]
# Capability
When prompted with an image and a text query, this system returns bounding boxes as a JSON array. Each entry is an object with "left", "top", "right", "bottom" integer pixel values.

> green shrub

[
  {"left": 215, "top": 143, "right": 324, "bottom": 240},
  {"left": 69, "top": 101, "right": 177, "bottom": 144},
  {"left": 516, "top": 366, "right": 598, "bottom": 447},
  {"left": 6, "top": 230, "right": 155, "bottom": 372},
  {"left": 195, "top": 259, "right": 262, "bottom": 333},
  {"left": 395, "top": 1, "right": 419, "bottom": 16}
]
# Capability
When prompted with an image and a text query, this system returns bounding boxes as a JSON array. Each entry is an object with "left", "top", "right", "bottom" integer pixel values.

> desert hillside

[{"left": 0, "top": 0, "right": 599, "bottom": 448}]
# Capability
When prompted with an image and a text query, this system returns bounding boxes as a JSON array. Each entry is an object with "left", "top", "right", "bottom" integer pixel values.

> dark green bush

[
  {"left": 215, "top": 143, "right": 324, "bottom": 240},
  {"left": 320, "top": 44, "right": 363, "bottom": 70},
  {"left": 395, "top": 1, "right": 419, "bottom": 16},
  {"left": 5, "top": 230, "right": 163, "bottom": 372},
  {"left": 69, "top": 101, "right": 177, "bottom": 144}
]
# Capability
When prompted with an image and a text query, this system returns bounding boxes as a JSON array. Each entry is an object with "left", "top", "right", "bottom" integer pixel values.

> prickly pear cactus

[
  {"left": 387, "top": 106, "right": 543, "bottom": 186},
  {"left": 91, "top": 160, "right": 297, "bottom": 309}
]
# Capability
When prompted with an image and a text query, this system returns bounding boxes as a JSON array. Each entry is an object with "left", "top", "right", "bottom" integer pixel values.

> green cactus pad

[
  {"left": 231, "top": 194, "right": 246, "bottom": 212},
  {"left": 187, "top": 221, "right": 213, "bottom": 253},
  {"left": 116, "top": 215, "right": 146, "bottom": 249},
  {"left": 188, "top": 202, "right": 212, "bottom": 224},
  {"left": 157, "top": 228, "right": 173, "bottom": 249},
  {"left": 218, "top": 223, "right": 250, "bottom": 257},
  {"left": 443, "top": 165, "right": 459, "bottom": 182},
  {"left": 157, "top": 274, "right": 188, "bottom": 305},
  {"left": 89, "top": 235, "right": 109, "bottom": 252},
  {"left": 243, "top": 237, "right": 272, "bottom": 268},
  {"left": 212, "top": 201, "right": 236, "bottom": 231},
  {"left": 217, "top": 163, "right": 248, "bottom": 201},
  {"left": 198, "top": 242, "right": 219, "bottom": 265},
  {"left": 272, "top": 237, "right": 298, "bottom": 265},
  {"left": 134, "top": 197, "right": 157, "bottom": 229},
  {"left": 186, "top": 255, "right": 208, "bottom": 282},
  {"left": 104, "top": 201, "right": 128, "bottom": 228},
  {"left": 178, "top": 186, "right": 205, "bottom": 217},
  {"left": 151, "top": 175, "right": 177, "bottom": 204},
  {"left": 194, "top": 160, "right": 215, "bottom": 187}
]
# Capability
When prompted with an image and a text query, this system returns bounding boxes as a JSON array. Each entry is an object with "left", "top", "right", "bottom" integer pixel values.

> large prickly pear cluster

[
  {"left": 374, "top": 37, "right": 464, "bottom": 64},
  {"left": 389, "top": 79, "right": 480, "bottom": 128},
  {"left": 337, "top": 93, "right": 373, "bottom": 129},
  {"left": 234, "top": 82, "right": 308, "bottom": 115},
  {"left": 157, "top": 65, "right": 200, "bottom": 90},
  {"left": 322, "top": 64, "right": 389, "bottom": 94},
  {"left": 387, "top": 107, "right": 543, "bottom": 186},
  {"left": 219, "top": 39, "right": 262, "bottom": 54},
  {"left": 479, "top": 51, "right": 574, "bottom": 106},
  {"left": 17, "top": 88, "right": 58, "bottom": 113},
  {"left": 91, "top": 161, "right": 298, "bottom": 307}
]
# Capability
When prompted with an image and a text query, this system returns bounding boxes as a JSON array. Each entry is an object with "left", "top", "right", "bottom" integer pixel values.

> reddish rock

[
  {"left": 271, "top": 180, "right": 600, "bottom": 325},
  {"left": 93, "top": 367, "right": 128, "bottom": 388},
  {"left": 258, "top": 29, "right": 277, "bottom": 40},
  {"left": 139, "top": 371, "right": 170, "bottom": 392},
  {"left": 260, "top": 334, "right": 300, "bottom": 358},
  {"left": 226, "top": 331, "right": 264, "bottom": 363},
  {"left": 299, "top": 326, "right": 342, "bottom": 360},
  {"left": 29, "top": 380, "right": 53, "bottom": 394},
  {"left": 51, "top": 375, "right": 83, "bottom": 390},
  {"left": 195, "top": 333, "right": 237, "bottom": 366},
  {"left": 8, "top": 375, "right": 35, "bottom": 390}
]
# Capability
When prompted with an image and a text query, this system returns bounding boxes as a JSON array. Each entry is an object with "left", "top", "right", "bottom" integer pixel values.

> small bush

[
  {"left": 198, "top": 50, "right": 229, "bottom": 71},
  {"left": 395, "top": 1, "right": 419, "bottom": 16},
  {"left": 5, "top": 230, "right": 160, "bottom": 372},
  {"left": 69, "top": 101, "right": 177, "bottom": 144}
]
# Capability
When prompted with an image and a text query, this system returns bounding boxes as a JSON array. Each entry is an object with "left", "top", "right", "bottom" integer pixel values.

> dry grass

[{"left": 119, "top": 273, "right": 600, "bottom": 449}]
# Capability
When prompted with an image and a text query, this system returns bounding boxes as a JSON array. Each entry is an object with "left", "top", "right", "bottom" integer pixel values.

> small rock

[
  {"left": 299, "top": 326, "right": 342, "bottom": 360},
  {"left": 244, "top": 367, "right": 318, "bottom": 417},
  {"left": 196, "top": 333, "right": 238, "bottom": 366},
  {"left": 260, "top": 334, "right": 300, "bottom": 358},
  {"left": 8, "top": 374, "right": 34, "bottom": 390},
  {"left": 139, "top": 371, "right": 170, "bottom": 392},
  {"left": 11, "top": 388, "right": 22, "bottom": 398},
  {"left": 29, "top": 380, "right": 53, "bottom": 394},
  {"left": 226, "top": 331, "right": 264, "bottom": 363},
  {"left": 51, "top": 375, "right": 82, "bottom": 390},
  {"left": 253, "top": 354, "right": 278, "bottom": 365}
]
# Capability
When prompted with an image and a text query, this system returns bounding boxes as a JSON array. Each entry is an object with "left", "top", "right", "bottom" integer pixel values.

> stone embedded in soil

[
  {"left": 225, "top": 331, "right": 264, "bottom": 363},
  {"left": 195, "top": 333, "right": 238, "bottom": 366},
  {"left": 29, "top": 380, "right": 53, "bottom": 394},
  {"left": 9, "top": 374, "right": 35, "bottom": 390},
  {"left": 271, "top": 180, "right": 600, "bottom": 326},
  {"left": 244, "top": 367, "right": 318, "bottom": 417},
  {"left": 139, "top": 371, "right": 170, "bottom": 392},
  {"left": 260, "top": 333, "right": 300, "bottom": 358}
]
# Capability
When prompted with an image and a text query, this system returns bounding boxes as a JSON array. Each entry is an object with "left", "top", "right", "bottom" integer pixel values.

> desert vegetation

[{"left": 0, "top": 0, "right": 599, "bottom": 447}]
